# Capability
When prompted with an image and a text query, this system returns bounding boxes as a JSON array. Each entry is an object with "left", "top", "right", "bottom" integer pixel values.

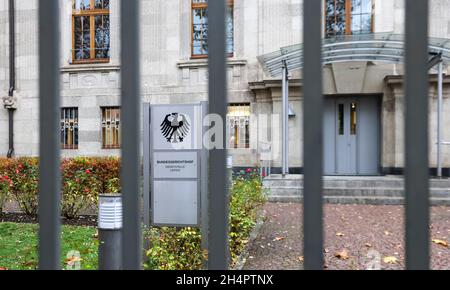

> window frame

[
  {"left": 61, "top": 107, "right": 79, "bottom": 150},
  {"left": 191, "top": 0, "right": 234, "bottom": 59},
  {"left": 72, "top": 0, "right": 110, "bottom": 64},
  {"left": 100, "top": 106, "right": 121, "bottom": 149},
  {"left": 227, "top": 103, "right": 251, "bottom": 150},
  {"left": 324, "top": 0, "right": 375, "bottom": 37}
]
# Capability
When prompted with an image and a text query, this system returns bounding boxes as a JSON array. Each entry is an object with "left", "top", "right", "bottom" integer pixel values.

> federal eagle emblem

[{"left": 160, "top": 113, "right": 191, "bottom": 143}]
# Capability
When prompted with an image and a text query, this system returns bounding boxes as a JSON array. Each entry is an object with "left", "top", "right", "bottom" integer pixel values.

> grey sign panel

[
  {"left": 153, "top": 180, "right": 198, "bottom": 226},
  {"left": 153, "top": 151, "right": 198, "bottom": 179}
]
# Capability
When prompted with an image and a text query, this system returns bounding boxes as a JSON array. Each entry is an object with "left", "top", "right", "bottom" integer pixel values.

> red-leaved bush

[{"left": 0, "top": 157, "right": 121, "bottom": 218}]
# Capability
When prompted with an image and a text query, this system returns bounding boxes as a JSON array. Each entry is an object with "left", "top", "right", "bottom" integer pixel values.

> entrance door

[
  {"left": 323, "top": 96, "right": 380, "bottom": 175},
  {"left": 336, "top": 99, "right": 357, "bottom": 174}
]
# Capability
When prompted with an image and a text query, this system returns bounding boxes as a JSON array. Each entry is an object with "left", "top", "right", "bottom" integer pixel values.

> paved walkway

[{"left": 243, "top": 203, "right": 450, "bottom": 270}]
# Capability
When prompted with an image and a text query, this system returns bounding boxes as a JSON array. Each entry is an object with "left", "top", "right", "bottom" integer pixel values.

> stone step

[
  {"left": 268, "top": 195, "right": 450, "bottom": 206},
  {"left": 264, "top": 178, "right": 450, "bottom": 189},
  {"left": 264, "top": 175, "right": 450, "bottom": 206},
  {"left": 267, "top": 187, "right": 450, "bottom": 197}
]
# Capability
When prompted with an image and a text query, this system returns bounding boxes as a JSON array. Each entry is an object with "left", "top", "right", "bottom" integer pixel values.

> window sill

[
  {"left": 102, "top": 146, "right": 121, "bottom": 150},
  {"left": 177, "top": 57, "right": 247, "bottom": 69},
  {"left": 228, "top": 148, "right": 256, "bottom": 154},
  {"left": 61, "top": 63, "right": 120, "bottom": 73}
]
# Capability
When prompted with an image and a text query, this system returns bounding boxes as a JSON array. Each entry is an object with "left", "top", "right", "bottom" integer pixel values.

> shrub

[
  {"left": 9, "top": 158, "right": 39, "bottom": 215},
  {"left": 145, "top": 227, "right": 204, "bottom": 270},
  {"left": 229, "top": 177, "right": 266, "bottom": 263},
  {"left": 87, "top": 157, "right": 120, "bottom": 193},
  {"left": 105, "top": 177, "right": 120, "bottom": 194},
  {"left": 61, "top": 158, "right": 101, "bottom": 219},
  {"left": 144, "top": 177, "right": 267, "bottom": 270},
  {"left": 0, "top": 159, "right": 14, "bottom": 214},
  {"left": 233, "top": 167, "right": 262, "bottom": 180},
  {"left": 0, "top": 175, "right": 12, "bottom": 214},
  {"left": 0, "top": 157, "right": 121, "bottom": 217}
]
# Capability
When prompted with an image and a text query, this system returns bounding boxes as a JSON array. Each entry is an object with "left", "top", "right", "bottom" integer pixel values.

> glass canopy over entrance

[
  {"left": 259, "top": 33, "right": 450, "bottom": 78},
  {"left": 260, "top": 33, "right": 450, "bottom": 177}
]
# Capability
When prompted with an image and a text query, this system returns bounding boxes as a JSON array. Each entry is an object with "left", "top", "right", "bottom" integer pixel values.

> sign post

[
  {"left": 144, "top": 103, "right": 208, "bottom": 266},
  {"left": 149, "top": 104, "right": 203, "bottom": 227}
]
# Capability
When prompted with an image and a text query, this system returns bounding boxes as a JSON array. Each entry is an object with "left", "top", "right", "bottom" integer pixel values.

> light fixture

[
  {"left": 98, "top": 194, "right": 122, "bottom": 230},
  {"left": 288, "top": 104, "right": 296, "bottom": 118},
  {"left": 227, "top": 155, "right": 233, "bottom": 169},
  {"left": 98, "top": 194, "right": 122, "bottom": 270}
]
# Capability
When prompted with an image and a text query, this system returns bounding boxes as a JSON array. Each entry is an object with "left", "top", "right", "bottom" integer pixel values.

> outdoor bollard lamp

[
  {"left": 98, "top": 194, "right": 123, "bottom": 270},
  {"left": 227, "top": 155, "right": 233, "bottom": 184}
]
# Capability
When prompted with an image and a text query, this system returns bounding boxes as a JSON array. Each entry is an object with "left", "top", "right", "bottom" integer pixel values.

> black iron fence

[{"left": 37, "top": 0, "right": 430, "bottom": 270}]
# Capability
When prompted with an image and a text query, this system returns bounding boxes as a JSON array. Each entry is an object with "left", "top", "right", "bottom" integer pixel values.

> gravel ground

[{"left": 243, "top": 203, "right": 450, "bottom": 270}]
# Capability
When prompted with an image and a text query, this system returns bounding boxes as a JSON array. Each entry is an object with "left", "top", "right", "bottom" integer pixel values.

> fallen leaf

[
  {"left": 202, "top": 249, "right": 209, "bottom": 260},
  {"left": 298, "top": 256, "right": 304, "bottom": 262},
  {"left": 432, "top": 239, "right": 449, "bottom": 248},
  {"left": 66, "top": 256, "right": 82, "bottom": 265},
  {"left": 273, "top": 236, "right": 285, "bottom": 242},
  {"left": 336, "top": 232, "right": 345, "bottom": 237},
  {"left": 324, "top": 248, "right": 330, "bottom": 253},
  {"left": 22, "top": 261, "right": 35, "bottom": 267},
  {"left": 383, "top": 256, "right": 398, "bottom": 264},
  {"left": 364, "top": 243, "right": 372, "bottom": 248},
  {"left": 384, "top": 231, "right": 390, "bottom": 236},
  {"left": 335, "top": 249, "right": 349, "bottom": 260},
  {"left": 0, "top": 267, "right": 7, "bottom": 270}
]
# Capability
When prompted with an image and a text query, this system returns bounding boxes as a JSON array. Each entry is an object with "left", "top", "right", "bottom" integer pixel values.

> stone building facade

[{"left": 1, "top": 0, "right": 450, "bottom": 175}]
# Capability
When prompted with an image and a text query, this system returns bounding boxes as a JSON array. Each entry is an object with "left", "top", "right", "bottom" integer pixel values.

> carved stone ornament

[{"left": 3, "top": 96, "right": 18, "bottom": 109}]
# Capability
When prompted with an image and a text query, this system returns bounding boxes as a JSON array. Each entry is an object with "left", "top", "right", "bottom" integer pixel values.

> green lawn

[{"left": 0, "top": 222, "right": 98, "bottom": 270}]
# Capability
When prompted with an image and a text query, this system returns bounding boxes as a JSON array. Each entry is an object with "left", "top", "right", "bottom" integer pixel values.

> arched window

[
  {"left": 191, "top": 0, "right": 234, "bottom": 58},
  {"left": 325, "top": 0, "right": 374, "bottom": 37},
  {"left": 72, "top": 0, "right": 110, "bottom": 63}
]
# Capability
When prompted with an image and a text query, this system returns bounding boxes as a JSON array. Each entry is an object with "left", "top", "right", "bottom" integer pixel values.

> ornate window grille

[
  {"left": 228, "top": 104, "right": 250, "bottom": 149},
  {"left": 61, "top": 108, "right": 79, "bottom": 150},
  {"left": 101, "top": 107, "right": 121, "bottom": 149}
]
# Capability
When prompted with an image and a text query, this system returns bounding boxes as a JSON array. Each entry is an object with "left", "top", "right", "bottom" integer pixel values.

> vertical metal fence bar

[
  {"left": 285, "top": 69, "right": 289, "bottom": 173},
  {"left": 208, "top": 0, "right": 229, "bottom": 270},
  {"left": 303, "top": 0, "right": 324, "bottom": 270},
  {"left": 437, "top": 61, "right": 443, "bottom": 178},
  {"left": 38, "top": 0, "right": 61, "bottom": 270},
  {"left": 7, "top": 0, "right": 15, "bottom": 158},
  {"left": 405, "top": 0, "right": 430, "bottom": 270},
  {"left": 121, "top": 0, "right": 141, "bottom": 270},
  {"left": 143, "top": 103, "right": 151, "bottom": 226},
  {"left": 200, "top": 101, "right": 210, "bottom": 269},
  {"left": 282, "top": 60, "right": 288, "bottom": 175}
]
